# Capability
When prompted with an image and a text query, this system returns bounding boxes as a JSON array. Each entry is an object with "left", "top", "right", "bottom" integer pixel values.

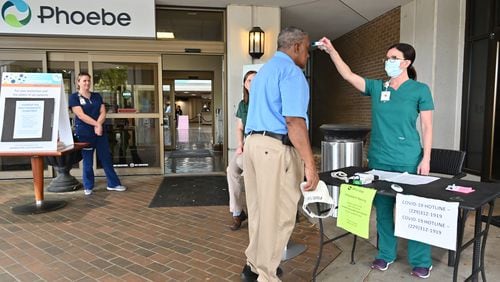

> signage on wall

[{"left": 0, "top": 0, "right": 155, "bottom": 38}]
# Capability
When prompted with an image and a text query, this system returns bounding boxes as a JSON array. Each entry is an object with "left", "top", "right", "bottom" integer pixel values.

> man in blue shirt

[{"left": 241, "top": 27, "right": 319, "bottom": 282}]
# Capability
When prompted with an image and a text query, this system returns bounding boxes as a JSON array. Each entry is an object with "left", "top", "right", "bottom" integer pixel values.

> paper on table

[
  {"left": 366, "top": 169, "right": 401, "bottom": 181},
  {"left": 367, "top": 169, "right": 439, "bottom": 185}
]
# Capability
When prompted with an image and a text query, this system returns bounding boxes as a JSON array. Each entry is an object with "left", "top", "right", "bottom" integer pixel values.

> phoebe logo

[{"left": 1, "top": 0, "right": 32, "bottom": 27}]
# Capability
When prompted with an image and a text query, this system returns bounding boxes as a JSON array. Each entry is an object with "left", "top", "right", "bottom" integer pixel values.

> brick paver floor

[{"left": 0, "top": 175, "right": 340, "bottom": 281}]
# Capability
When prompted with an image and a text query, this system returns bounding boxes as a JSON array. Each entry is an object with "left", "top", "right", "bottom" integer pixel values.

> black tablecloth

[{"left": 319, "top": 167, "right": 500, "bottom": 211}]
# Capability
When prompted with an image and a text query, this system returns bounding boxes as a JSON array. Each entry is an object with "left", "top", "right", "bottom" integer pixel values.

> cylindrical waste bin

[
  {"left": 319, "top": 124, "right": 370, "bottom": 217},
  {"left": 321, "top": 140, "right": 363, "bottom": 171},
  {"left": 320, "top": 124, "right": 371, "bottom": 171}
]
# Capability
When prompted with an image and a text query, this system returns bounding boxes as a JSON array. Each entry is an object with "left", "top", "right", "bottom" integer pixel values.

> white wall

[
  {"left": 400, "top": 0, "right": 466, "bottom": 150},
  {"left": 226, "top": 5, "right": 280, "bottom": 159}
]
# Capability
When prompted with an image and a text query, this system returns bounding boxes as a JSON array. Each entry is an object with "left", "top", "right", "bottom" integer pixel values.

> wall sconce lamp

[{"left": 249, "top": 26, "right": 265, "bottom": 59}]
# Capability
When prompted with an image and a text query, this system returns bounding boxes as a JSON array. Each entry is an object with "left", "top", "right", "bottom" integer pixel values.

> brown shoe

[{"left": 230, "top": 210, "right": 247, "bottom": 231}]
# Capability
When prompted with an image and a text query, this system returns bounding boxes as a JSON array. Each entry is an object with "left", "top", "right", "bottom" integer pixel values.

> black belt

[
  {"left": 249, "top": 130, "right": 285, "bottom": 141},
  {"left": 248, "top": 131, "right": 293, "bottom": 146}
]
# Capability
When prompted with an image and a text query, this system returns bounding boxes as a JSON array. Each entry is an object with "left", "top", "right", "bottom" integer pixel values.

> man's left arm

[{"left": 286, "top": 116, "right": 319, "bottom": 191}]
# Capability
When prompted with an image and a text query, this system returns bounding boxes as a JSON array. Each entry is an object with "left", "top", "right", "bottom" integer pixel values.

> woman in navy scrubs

[{"left": 69, "top": 72, "right": 126, "bottom": 196}]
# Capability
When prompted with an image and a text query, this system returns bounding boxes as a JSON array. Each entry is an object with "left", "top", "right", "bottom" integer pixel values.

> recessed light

[{"left": 157, "top": 32, "right": 175, "bottom": 39}]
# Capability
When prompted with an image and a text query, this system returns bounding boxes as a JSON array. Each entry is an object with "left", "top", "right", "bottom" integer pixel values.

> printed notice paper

[
  {"left": 0, "top": 72, "right": 73, "bottom": 152},
  {"left": 337, "top": 184, "right": 377, "bottom": 239},
  {"left": 395, "top": 194, "right": 459, "bottom": 250},
  {"left": 366, "top": 169, "right": 438, "bottom": 185},
  {"left": 13, "top": 100, "right": 45, "bottom": 139}
]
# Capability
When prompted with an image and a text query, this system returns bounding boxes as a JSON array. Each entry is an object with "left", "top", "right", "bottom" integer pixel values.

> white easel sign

[
  {"left": 395, "top": 194, "right": 459, "bottom": 250},
  {"left": 0, "top": 72, "right": 73, "bottom": 152}
]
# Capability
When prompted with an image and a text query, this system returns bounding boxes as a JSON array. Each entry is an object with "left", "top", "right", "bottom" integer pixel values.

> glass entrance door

[
  {"left": 46, "top": 52, "right": 89, "bottom": 177},
  {"left": 89, "top": 54, "right": 163, "bottom": 175},
  {"left": 163, "top": 71, "right": 224, "bottom": 174},
  {"left": 0, "top": 52, "right": 163, "bottom": 178}
]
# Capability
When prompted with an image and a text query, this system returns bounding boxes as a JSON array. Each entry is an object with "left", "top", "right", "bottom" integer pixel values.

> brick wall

[{"left": 311, "top": 7, "right": 401, "bottom": 162}]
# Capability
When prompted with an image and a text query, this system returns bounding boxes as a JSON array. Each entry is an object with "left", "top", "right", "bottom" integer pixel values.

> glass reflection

[
  {"left": 47, "top": 61, "right": 76, "bottom": 96},
  {"left": 93, "top": 63, "right": 157, "bottom": 113},
  {"left": 98, "top": 118, "right": 160, "bottom": 169}
]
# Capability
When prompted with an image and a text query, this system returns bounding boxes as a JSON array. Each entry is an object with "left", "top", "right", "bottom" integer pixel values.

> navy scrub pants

[{"left": 77, "top": 134, "right": 121, "bottom": 190}]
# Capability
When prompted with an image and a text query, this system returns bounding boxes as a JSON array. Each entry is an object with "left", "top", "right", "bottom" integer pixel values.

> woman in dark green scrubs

[{"left": 317, "top": 38, "right": 434, "bottom": 279}]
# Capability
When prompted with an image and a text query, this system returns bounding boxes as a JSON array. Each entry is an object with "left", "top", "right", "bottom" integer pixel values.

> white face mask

[
  {"left": 385, "top": 59, "right": 403, "bottom": 78},
  {"left": 301, "top": 180, "right": 336, "bottom": 218}
]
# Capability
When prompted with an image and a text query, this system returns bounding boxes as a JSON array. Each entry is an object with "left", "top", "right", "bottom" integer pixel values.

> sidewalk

[
  {"left": 0, "top": 174, "right": 498, "bottom": 281},
  {"left": 0, "top": 175, "right": 337, "bottom": 281}
]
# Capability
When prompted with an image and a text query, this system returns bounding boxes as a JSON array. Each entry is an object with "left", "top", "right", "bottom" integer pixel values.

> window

[{"left": 156, "top": 8, "right": 224, "bottom": 41}]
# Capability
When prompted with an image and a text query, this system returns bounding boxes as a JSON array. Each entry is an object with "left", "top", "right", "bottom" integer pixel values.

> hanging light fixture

[{"left": 249, "top": 26, "right": 265, "bottom": 59}]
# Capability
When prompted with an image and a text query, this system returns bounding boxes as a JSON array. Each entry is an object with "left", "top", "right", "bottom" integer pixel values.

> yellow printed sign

[{"left": 337, "top": 184, "right": 377, "bottom": 239}]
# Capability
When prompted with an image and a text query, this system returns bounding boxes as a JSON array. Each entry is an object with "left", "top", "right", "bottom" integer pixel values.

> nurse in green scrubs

[{"left": 317, "top": 38, "right": 434, "bottom": 279}]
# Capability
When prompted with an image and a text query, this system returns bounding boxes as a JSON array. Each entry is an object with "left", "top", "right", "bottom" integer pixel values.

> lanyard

[{"left": 78, "top": 93, "right": 92, "bottom": 105}]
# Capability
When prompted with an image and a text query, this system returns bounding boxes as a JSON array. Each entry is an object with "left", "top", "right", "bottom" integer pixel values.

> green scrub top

[
  {"left": 236, "top": 100, "right": 249, "bottom": 128},
  {"left": 363, "top": 78, "right": 434, "bottom": 167}
]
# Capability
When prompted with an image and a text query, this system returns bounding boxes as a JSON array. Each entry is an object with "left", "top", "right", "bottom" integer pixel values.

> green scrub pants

[{"left": 370, "top": 162, "right": 432, "bottom": 268}]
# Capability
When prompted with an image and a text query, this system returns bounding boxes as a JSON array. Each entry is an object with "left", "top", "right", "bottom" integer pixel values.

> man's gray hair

[{"left": 277, "top": 27, "right": 308, "bottom": 50}]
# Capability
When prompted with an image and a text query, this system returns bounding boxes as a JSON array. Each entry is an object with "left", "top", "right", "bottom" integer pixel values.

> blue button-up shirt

[{"left": 245, "top": 51, "right": 310, "bottom": 135}]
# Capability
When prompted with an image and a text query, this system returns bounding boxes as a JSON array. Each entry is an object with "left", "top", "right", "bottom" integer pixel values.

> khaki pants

[
  {"left": 243, "top": 134, "right": 304, "bottom": 282},
  {"left": 227, "top": 152, "right": 245, "bottom": 214}
]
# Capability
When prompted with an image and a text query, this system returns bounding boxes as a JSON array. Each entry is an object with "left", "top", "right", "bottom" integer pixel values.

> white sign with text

[
  {"left": 395, "top": 194, "right": 459, "bottom": 250},
  {"left": 0, "top": 0, "right": 155, "bottom": 38},
  {"left": 0, "top": 72, "right": 73, "bottom": 152}
]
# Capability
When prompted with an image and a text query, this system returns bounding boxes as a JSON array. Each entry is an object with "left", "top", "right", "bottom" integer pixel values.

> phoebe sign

[{"left": 0, "top": 0, "right": 155, "bottom": 38}]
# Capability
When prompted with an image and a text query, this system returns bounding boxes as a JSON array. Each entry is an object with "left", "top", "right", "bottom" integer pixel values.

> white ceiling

[{"left": 155, "top": 0, "right": 412, "bottom": 40}]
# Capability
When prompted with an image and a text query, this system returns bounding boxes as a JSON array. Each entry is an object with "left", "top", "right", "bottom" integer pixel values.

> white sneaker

[
  {"left": 107, "top": 185, "right": 127, "bottom": 192},
  {"left": 84, "top": 189, "right": 92, "bottom": 195}
]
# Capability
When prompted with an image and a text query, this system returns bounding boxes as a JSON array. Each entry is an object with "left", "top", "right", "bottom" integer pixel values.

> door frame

[{"left": 162, "top": 79, "right": 176, "bottom": 151}]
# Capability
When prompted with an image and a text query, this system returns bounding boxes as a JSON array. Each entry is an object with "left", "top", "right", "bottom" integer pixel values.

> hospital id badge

[{"left": 380, "top": 91, "right": 391, "bottom": 102}]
